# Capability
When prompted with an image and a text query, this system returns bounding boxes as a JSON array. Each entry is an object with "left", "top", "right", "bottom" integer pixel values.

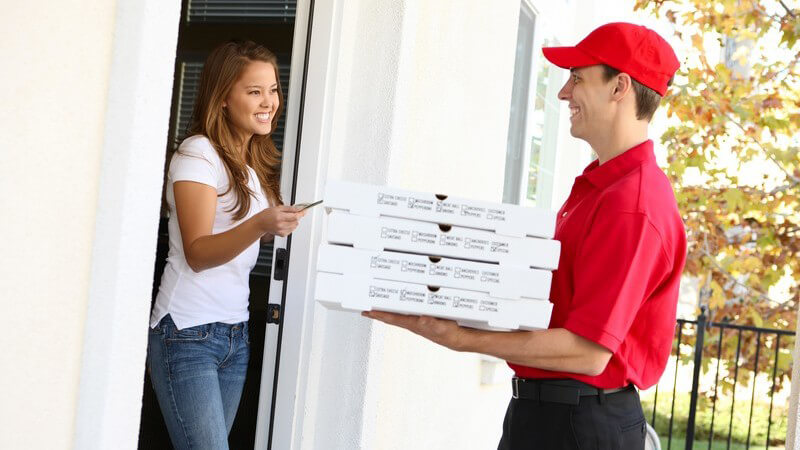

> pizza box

[
  {"left": 316, "top": 244, "right": 552, "bottom": 300},
  {"left": 323, "top": 180, "right": 556, "bottom": 239},
  {"left": 325, "top": 211, "right": 560, "bottom": 270},
  {"left": 314, "top": 272, "right": 553, "bottom": 331}
]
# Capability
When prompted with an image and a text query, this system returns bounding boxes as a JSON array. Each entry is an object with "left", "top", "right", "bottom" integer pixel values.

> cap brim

[{"left": 542, "top": 46, "right": 602, "bottom": 69}]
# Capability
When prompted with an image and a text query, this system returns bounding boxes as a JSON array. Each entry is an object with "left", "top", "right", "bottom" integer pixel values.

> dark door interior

[{"left": 138, "top": 1, "right": 297, "bottom": 448}]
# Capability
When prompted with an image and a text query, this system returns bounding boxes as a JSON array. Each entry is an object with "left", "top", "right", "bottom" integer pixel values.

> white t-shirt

[{"left": 150, "top": 135, "right": 270, "bottom": 330}]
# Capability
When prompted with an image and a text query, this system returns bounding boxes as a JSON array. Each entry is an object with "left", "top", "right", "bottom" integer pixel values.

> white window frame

[
  {"left": 529, "top": 49, "right": 565, "bottom": 210},
  {"left": 503, "top": 0, "right": 539, "bottom": 205},
  {"left": 503, "top": 0, "right": 564, "bottom": 210}
]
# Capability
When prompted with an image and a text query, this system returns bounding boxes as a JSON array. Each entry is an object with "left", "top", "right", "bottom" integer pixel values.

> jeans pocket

[
  {"left": 149, "top": 321, "right": 165, "bottom": 335},
  {"left": 618, "top": 417, "right": 646, "bottom": 449},
  {"left": 167, "top": 325, "right": 210, "bottom": 342}
]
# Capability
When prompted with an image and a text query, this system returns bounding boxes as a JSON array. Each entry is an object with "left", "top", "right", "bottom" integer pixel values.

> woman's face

[{"left": 223, "top": 60, "right": 280, "bottom": 143}]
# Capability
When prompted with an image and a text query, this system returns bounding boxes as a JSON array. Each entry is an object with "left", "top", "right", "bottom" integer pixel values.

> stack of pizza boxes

[{"left": 314, "top": 180, "right": 560, "bottom": 331}]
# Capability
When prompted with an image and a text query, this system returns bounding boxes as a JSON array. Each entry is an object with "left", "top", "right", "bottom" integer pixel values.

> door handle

[{"left": 273, "top": 248, "right": 288, "bottom": 281}]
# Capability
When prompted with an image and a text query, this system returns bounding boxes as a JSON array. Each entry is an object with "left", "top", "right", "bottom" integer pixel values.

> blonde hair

[{"left": 186, "top": 40, "right": 285, "bottom": 220}]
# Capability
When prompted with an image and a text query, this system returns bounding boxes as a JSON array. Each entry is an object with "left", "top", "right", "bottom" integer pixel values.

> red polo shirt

[{"left": 510, "top": 140, "right": 686, "bottom": 389}]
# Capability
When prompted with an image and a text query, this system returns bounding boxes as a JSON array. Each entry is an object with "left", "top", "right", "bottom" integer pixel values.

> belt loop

[
  {"left": 535, "top": 382, "right": 541, "bottom": 406},
  {"left": 597, "top": 388, "right": 606, "bottom": 405}
]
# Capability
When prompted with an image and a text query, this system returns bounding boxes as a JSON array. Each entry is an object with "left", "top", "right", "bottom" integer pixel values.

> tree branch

[
  {"left": 700, "top": 246, "right": 796, "bottom": 311},
  {"left": 778, "top": 0, "right": 797, "bottom": 18},
  {"left": 679, "top": 184, "right": 796, "bottom": 198},
  {"left": 750, "top": 3, "right": 791, "bottom": 28},
  {"left": 720, "top": 111, "right": 800, "bottom": 184},
  {"left": 770, "top": 180, "right": 800, "bottom": 195}
]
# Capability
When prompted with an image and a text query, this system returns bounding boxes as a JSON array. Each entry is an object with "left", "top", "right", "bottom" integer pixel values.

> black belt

[{"left": 512, "top": 377, "right": 633, "bottom": 405}]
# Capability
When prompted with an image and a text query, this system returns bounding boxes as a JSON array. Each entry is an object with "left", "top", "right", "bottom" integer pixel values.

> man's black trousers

[{"left": 497, "top": 384, "right": 646, "bottom": 449}]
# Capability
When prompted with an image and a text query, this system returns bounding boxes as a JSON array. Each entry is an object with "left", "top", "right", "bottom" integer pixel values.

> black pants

[{"left": 497, "top": 386, "right": 646, "bottom": 450}]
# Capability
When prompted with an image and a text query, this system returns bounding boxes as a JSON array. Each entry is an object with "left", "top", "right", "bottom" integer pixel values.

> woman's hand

[
  {"left": 257, "top": 205, "right": 306, "bottom": 237},
  {"left": 174, "top": 182, "right": 307, "bottom": 272}
]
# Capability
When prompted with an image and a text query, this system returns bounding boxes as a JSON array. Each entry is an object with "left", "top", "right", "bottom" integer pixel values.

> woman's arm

[{"left": 174, "top": 181, "right": 300, "bottom": 272}]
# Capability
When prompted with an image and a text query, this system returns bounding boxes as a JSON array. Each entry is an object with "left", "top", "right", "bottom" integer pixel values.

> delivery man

[{"left": 363, "top": 22, "right": 687, "bottom": 449}]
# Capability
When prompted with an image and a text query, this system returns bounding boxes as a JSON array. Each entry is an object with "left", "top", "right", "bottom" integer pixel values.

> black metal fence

[{"left": 645, "top": 311, "right": 795, "bottom": 450}]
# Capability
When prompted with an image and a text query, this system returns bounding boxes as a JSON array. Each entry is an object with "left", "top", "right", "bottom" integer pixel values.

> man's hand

[
  {"left": 362, "top": 310, "right": 612, "bottom": 376},
  {"left": 362, "top": 311, "right": 468, "bottom": 351}
]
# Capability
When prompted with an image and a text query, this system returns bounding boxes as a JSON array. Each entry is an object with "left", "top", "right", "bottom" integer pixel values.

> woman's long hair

[{"left": 186, "top": 40, "right": 285, "bottom": 220}]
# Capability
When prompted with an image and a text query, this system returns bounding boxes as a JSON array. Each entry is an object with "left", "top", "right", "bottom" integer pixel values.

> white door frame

[
  {"left": 73, "top": 0, "right": 181, "bottom": 448},
  {"left": 255, "top": 0, "right": 345, "bottom": 448}
]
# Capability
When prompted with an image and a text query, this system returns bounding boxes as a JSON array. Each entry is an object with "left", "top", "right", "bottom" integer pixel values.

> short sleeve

[
  {"left": 169, "top": 137, "right": 219, "bottom": 188},
  {"left": 563, "top": 211, "right": 669, "bottom": 353}
]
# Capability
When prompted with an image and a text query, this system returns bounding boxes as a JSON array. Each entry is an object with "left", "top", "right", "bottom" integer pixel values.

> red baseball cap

[{"left": 542, "top": 22, "right": 679, "bottom": 96}]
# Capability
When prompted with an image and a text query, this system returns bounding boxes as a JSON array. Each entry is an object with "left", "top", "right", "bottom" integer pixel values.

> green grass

[
  {"left": 641, "top": 391, "right": 787, "bottom": 448},
  {"left": 658, "top": 435, "right": 782, "bottom": 450}
]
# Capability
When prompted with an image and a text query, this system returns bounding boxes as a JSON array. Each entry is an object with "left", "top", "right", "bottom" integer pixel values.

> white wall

[
  {"left": 368, "top": 0, "right": 606, "bottom": 448},
  {"left": 269, "top": 0, "right": 642, "bottom": 445},
  {"left": 296, "top": 1, "right": 409, "bottom": 448},
  {"left": 0, "top": 1, "right": 180, "bottom": 448},
  {"left": 386, "top": 0, "right": 518, "bottom": 202},
  {"left": 302, "top": 1, "right": 672, "bottom": 449},
  {"left": 292, "top": 0, "right": 638, "bottom": 448},
  {"left": 787, "top": 302, "right": 800, "bottom": 449},
  {"left": 72, "top": 1, "right": 180, "bottom": 448},
  {"left": 371, "top": 2, "right": 523, "bottom": 449},
  {"left": 0, "top": 2, "right": 117, "bottom": 448}
]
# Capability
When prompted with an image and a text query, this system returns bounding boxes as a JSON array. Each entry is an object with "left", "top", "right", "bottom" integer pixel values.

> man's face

[{"left": 557, "top": 65, "right": 615, "bottom": 143}]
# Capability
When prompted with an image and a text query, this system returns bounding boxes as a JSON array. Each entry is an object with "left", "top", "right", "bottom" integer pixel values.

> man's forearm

[
  {"left": 362, "top": 312, "right": 613, "bottom": 376},
  {"left": 459, "top": 327, "right": 611, "bottom": 376}
]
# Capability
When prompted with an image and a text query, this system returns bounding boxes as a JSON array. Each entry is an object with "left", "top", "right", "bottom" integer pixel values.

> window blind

[{"left": 187, "top": 0, "right": 296, "bottom": 23}]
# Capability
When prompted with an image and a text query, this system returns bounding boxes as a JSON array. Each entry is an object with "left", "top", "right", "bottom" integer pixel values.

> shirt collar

[{"left": 581, "top": 140, "right": 656, "bottom": 188}]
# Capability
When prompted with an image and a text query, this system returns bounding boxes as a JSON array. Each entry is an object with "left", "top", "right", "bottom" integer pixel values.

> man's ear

[{"left": 611, "top": 73, "right": 633, "bottom": 101}]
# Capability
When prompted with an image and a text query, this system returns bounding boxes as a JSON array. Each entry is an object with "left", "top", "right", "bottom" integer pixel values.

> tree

[{"left": 634, "top": 0, "right": 799, "bottom": 390}]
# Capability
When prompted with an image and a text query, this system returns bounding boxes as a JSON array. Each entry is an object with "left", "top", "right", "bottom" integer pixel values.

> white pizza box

[
  {"left": 325, "top": 210, "right": 560, "bottom": 270},
  {"left": 323, "top": 180, "right": 556, "bottom": 239},
  {"left": 316, "top": 244, "right": 552, "bottom": 300},
  {"left": 314, "top": 272, "right": 553, "bottom": 331}
]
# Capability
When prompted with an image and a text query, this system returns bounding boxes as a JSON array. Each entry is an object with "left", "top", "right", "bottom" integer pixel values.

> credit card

[{"left": 293, "top": 199, "right": 324, "bottom": 211}]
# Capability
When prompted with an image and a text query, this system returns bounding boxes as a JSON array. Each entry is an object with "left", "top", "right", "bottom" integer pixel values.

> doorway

[{"left": 138, "top": 1, "right": 299, "bottom": 448}]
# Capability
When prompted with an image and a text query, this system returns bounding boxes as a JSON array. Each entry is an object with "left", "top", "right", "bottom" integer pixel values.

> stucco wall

[
  {"left": 297, "top": 1, "right": 408, "bottom": 449},
  {"left": 787, "top": 305, "right": 800, "bottom": 449},
  {"left": 386, "top": 0, "right": 519, "bottom": 201},
  {"left": 72, "top": 1, "right": 180, "bottom": 448},
  {"left": 292, "top": 0, "right": 602, "bottom": 448},
  {"left": 370, "top": 2, "right": 523, "bottom": 449},
  {"left": 361, "top": 1, "right": 664, "bottom": 449},
  {"left": 0, "top": 1, "right": 180, "bottom": 448},
  {"left": 0, "top": 2, "right": 117, "bottom": 448}
]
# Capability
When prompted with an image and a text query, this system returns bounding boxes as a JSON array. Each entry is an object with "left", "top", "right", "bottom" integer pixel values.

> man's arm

[{"left": 363, "top": 311, "right": 612, "bottom": 376}]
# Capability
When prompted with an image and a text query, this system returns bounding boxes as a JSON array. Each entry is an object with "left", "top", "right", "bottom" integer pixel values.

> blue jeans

[{"left": 147, "top": 314, "right": 250, "bottom": 450}]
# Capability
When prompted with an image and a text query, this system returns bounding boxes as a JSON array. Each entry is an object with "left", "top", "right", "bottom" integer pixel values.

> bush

[{"left": 641, "top": 390, "right": 787, "bottom": 447}]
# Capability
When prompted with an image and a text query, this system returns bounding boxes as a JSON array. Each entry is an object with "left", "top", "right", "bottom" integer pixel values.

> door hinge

[
  {"left": 267, "top": 304, "right": 282, "bottom": 324},
  {"left": 273, "top": 247, "right": 288, "bottom": 281}
]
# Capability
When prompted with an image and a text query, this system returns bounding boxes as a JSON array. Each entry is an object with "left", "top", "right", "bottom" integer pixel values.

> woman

[{"left": 147, "top": 40, "right": 303, "bottom": 449}]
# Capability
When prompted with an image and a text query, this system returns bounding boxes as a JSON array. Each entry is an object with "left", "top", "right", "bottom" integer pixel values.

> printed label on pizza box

[
  {"left": 325, "top": 211, "right": 560, "bottom": 270},
  {"left": 316, "top": 244, "right": 552, "bottom": 300},
  {"left": 314, "top": 273, "right": 553, "bottom": 331},
  {"left": 323, "top": 180, "right": 556, "bottom": 238}
]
